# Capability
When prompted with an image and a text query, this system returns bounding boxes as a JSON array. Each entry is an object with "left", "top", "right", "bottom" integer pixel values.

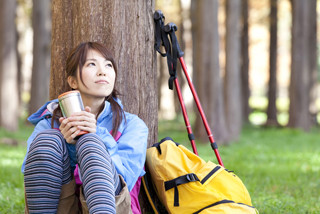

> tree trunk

[
  {"left": 224, "top": 0, "right": 242, "bottom": 140},
  {"left": 29, "top": 0, "right": 51, "bottom": 115},
  {"left": 288, "top": 0, "right": 313, "bottom": 130},
  {"left": 191, "top": 0, "right": 229, "bottom": 144},
  {"left": 173, "top": 0, "right": 186, "bottom": 115},
  {"left": 0, "top": 0, "right": 19, "bottom": 131},
  {"left": 308, "top": 0, "right": 318, "bottom": 125},
  {"left": 241, "top": 0, "right": 250, "bottom": 123},
  {"left": 266, "top": 0, "right": 279, "bottom": 126},
  {"left": 50, "top": 0, "right": 157, "bottom": 145}
]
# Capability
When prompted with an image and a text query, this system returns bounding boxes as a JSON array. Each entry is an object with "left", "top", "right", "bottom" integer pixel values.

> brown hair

[{"left": 52, "top": 42, "right": 124, "bottom": 138}]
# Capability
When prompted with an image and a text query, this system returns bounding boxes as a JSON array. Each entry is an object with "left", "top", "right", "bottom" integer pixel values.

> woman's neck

[{"left": 81, "top": 96, "right": 105, "bottom": 116}]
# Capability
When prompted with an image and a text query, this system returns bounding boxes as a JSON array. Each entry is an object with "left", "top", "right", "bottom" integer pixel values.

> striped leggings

[{"left": 24, "top": 129, "right": 121, "bottom": 214}]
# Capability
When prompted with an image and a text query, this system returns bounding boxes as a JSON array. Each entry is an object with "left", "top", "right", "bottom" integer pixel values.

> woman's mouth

[{"left": 95, "top": 80, "right": 109, "bottom": 84}]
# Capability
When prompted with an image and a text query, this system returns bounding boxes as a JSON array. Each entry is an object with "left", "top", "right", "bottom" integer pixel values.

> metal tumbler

[{"left": 58, "top": 90, "right": 88, "bottom": 137}]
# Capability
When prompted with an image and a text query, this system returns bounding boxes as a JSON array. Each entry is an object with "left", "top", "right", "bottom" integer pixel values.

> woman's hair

[{"left": 52, "top": 42, "right": 124, "bottom": 138}]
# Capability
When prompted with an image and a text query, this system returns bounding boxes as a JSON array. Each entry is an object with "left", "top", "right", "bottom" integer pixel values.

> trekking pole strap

[
  {"left": 154, "top": 11, "right": 178, "bottom": 90},
  {"left": 164, "top": 23, "right": 185, "bottom": 90},
  {"left": 154, "top": 10, "right": 167, "bottom": 57},
  {"left": 164, "top": 23, "right": 184, "bottom": 58}
]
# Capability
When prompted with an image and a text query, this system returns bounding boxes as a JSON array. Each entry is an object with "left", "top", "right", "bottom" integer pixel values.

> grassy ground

[
  {"left": 0, "top": 121, "right": 33, "bottom": 214},
  {"left": 1, "top": 119, "right": 319, "bottom": 213},
  {"left": 159, "top": 118, "right": 320, "bottom": 213}
]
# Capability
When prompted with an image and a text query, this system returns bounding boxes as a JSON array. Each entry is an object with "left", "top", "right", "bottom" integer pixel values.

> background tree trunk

[
  {"left": 191, "top": 0, "right": 229, "bottom": 144},
  {"left": 173, "top": 0, "right": 186, "bottom": 115},
  {"left": 288, "top": 0, "right": 313, "bottom": 130},
  {"left": 266, "top": 0, "right": 279, "bottom": 126},
  {"left": 29, "top": 0, "right": 51, "bottom": 115},
  {"left": 241, "top": 0, "right": 250, "bottom": 123},
  {"left": 308, "top": 0, "right": 318, "bottom": 125},
  {"left": 50, "top": 0, "right": 157, "bottom": 145},
  {"left": 0, "top": 0, "right": 19, "bottom": 131},
  {"left": 224, "top": 0, "right": 242, "bottom": 141}
]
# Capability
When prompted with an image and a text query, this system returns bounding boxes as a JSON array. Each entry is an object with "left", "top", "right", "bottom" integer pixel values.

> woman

[{"left": 22, "top": 42, "right": 148, "bottom": 214}]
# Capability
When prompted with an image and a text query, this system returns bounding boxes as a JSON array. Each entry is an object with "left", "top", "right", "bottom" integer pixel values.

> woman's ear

[{"left": 67, "top": 76, "right": 78, "bottom": 89}]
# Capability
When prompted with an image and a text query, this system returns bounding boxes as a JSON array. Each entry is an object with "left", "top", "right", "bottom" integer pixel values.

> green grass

[
  {"left": 159, "top": 118, "right": 320, "bottom": 214},
  {"left": 1, "top": 119, "right": 320, "bottom": 213},
  {"left": 0, "top": 121, "right": 33, "bottom": 214},
  {"left": 0, "top": 144, "right": 26, "bottom": 213}
]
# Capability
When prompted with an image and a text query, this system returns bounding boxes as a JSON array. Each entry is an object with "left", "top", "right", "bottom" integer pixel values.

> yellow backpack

[{"left": 144, "top": 137, "right": 259, "bottom": 214}]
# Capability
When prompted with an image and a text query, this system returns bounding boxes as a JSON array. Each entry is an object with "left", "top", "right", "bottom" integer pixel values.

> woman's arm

[{"left": 96, "top": 114, "right": 148, "bottom": 191}]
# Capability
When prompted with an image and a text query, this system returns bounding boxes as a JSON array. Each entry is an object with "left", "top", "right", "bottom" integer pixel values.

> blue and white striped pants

[{"left": 24, "top": 129, "right": 121, "bottom": 214}]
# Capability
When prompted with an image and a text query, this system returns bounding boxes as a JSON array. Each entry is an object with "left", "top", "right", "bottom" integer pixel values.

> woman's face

[{"left": 68, "top": 49, "right": 116, "bottom": 100}]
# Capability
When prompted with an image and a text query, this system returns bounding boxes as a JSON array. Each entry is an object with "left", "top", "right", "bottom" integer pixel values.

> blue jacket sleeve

[
  {"left": 21, "top": 119, "right": 52, "bottom": 173},
  {"left": 96, "top": 114, "right": 148, "bottom": 191}
]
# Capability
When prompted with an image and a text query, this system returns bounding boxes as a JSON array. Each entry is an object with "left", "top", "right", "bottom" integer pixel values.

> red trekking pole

[
  {"left": 154, "top": 11, "right": 224, "bottom": 167},
  {"left": 154, "top": 11, "right": 198, "bottom": 155}
]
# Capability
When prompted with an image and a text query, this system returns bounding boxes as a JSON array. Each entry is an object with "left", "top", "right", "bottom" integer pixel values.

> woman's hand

[{"left": 59, "top": 106, "right": 97, "bottom": 144}]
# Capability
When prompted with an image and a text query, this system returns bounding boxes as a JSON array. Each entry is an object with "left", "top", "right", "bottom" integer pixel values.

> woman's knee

[
  {"left": 30, "top": 129, "right": 65, "bottom": 152},
  {"left": 76, "top": 133, "right": 105, "bottom": 150}
]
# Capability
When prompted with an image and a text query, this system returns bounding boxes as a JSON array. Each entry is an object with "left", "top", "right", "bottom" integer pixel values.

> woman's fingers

[
  {"left": 84, "top": 106, "right": 91, "bottom": 113},
  {"left": 68, "top": 110, "right": 97, "bottom": 133},
  {"left": 59, "top": 109, "right": 97, "bottom": 142},
  {"left": 59, "top": 117, "right": 80, "bottom": 143}
]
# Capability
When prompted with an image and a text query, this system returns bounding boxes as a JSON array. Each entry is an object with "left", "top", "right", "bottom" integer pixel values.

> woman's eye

[
  {"left": 87, "top": 62, "right": 95, "bottom": 67},
  {"left": 106, "top": 63, "right": 113, "bottom": 68}
]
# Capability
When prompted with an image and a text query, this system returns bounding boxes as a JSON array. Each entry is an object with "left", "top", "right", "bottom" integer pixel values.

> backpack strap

[{"left": 164, "top": 173, "right": 200, "bottom": 207}]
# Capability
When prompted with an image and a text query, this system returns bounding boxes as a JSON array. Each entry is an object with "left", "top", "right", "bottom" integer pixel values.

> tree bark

[
  {"left": 50, "top": 0, "right": 157, "bottom": 145},
  {"left": 29, "top": 0, "right": 51, "bottom": 115},
  {"left": 266, "top": 0, "right": 279, "bottom": 126},
  {"left": 191, "top": 0, "right": 229, "bottom": 144},
  {"left": 224, "top": 0, "right": 242, "bottom": 140},
  {"left": 0, "top": 0, "right": 19, "bottom": 131},
  {"left": 288, "top": 0, "right": 314, "bottom": 130},
  {"left": 241, "top": 0, "right": 250, "bottom": 123}
]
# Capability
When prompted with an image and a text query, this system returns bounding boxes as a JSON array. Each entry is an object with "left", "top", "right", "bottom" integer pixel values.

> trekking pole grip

[
  {"left": 154, "top": 10, "right": 164, "bottom": 21},
  {"left": 164, "top": 23, "right": 184, "bottom": 58}
]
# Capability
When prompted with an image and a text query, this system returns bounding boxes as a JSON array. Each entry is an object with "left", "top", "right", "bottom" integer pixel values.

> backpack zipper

[
  {"left": 193, "top": 199, "right": 256, "bottom": 214},
  {"left": 200, "top": 165, "right": 221, "bottom": 184}
]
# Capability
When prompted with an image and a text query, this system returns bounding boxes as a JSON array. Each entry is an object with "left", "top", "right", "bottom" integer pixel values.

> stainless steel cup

[{"left": 58, "top": 90, "right": 88, "bottom": 137}]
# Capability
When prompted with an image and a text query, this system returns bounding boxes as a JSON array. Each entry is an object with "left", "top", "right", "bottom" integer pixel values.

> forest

[
  {"left": 1, "top": 0, "right": 319, "bottom": 142},
  {"left": 0, "top": 0, "right": 319, "bottom": 213}
]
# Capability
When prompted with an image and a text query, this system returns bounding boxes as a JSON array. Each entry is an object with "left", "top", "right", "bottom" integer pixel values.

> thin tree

[
  {"left": 224, "top": 0, "right": 242, "bottom": 140},
  {"left": 288, "top": 0, "right": 315, "bottom": 130},
  {"left": 29, "top": 0, "right": 51, "bottom": 115},
  {"left": 0, "top": 0, "right": 19, "bottom": 131},
  {"left": 266, "top": 0, "right": 279, "bottom": 126},
  {"left": 308, "top": 0, "right": 318, "bottom": 125},
  {"left": 241, "top": 0, "right": 250, "bottom": 123},
  {"left": 191, "top": 0, "right": 229, "bottom": 144}
]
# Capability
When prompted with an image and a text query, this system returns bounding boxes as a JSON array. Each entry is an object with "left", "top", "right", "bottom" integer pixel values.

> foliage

[{"left": 1, "top": 119, "right": 319, "bottom": 213}]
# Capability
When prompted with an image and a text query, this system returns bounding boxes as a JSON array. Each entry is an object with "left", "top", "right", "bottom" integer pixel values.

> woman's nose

[{"left": 97, "top": 64, "right": 106, "bottom": 76}]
